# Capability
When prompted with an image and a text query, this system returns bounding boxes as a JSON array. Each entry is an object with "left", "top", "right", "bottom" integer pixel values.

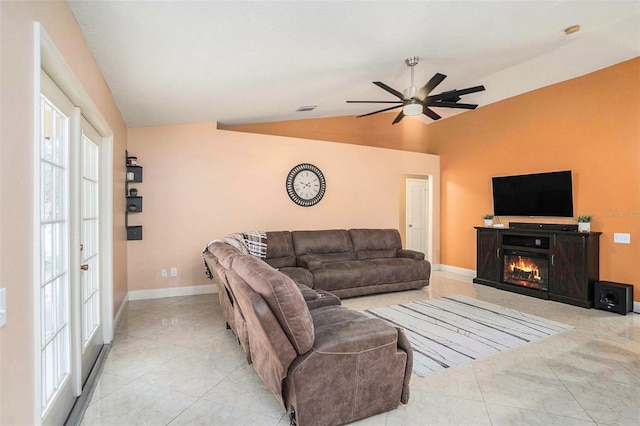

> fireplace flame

[{"left": 509, "top": 256, "right": 542, "bottom": 282}]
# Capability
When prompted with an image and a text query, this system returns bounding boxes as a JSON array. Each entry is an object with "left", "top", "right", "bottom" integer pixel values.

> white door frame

[
  {"left": 402, "top": 175, "right": 435, "bottom": 264},
  {"left": 34, "top": 24, "right": 114, "bottom": 424}
]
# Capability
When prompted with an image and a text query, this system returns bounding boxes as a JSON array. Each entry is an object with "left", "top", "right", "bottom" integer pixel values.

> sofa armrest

[
  {"left": 396, "top": 327, "right": 413, "bottom": 404},
  {"left": 284, "top": 306, "right": 410, "bottom": 425},
  {"left": 297, "top": 254, "right": 324, "bottom": 270},
  {"left": 396, "top": 249, "right": 425, "bottom": 260}
]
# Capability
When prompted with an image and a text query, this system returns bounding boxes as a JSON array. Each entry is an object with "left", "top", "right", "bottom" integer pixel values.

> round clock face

[{"left": 286, "top": 163, "right": 326, "bottom": 207}]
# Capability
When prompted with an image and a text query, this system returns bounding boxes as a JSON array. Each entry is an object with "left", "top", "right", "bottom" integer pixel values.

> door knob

[
  {"left": 80, "top": 264, "right": 89, "bottom": 271},
  {"left": 408, "top": 224, "right": 413, "bottom": 227}
]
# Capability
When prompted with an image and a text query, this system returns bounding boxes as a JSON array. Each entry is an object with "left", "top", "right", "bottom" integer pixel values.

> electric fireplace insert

[{"left": 503, "top": 250, "right": 549, "bottom": 291}]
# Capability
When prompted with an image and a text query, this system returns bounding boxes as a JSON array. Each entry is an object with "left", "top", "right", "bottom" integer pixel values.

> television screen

[{"left": 492, "top": 170, "right": 574, "bottom": 217}]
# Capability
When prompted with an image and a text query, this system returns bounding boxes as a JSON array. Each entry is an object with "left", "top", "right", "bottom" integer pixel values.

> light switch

[{"left": 613, "top": 233, "right": 631, "bottom": 244}]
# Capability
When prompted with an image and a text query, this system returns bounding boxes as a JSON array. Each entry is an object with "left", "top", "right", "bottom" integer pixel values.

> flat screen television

[{"left": 492, "top": 170, "right": 574, "bottom": 217}]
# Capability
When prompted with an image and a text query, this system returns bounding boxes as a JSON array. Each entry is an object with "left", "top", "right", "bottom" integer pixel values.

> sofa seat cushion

[
  {"left": 310, "top": 305, "right": 399, "bottom": 353},
  {"left": 278, "top": 267, "right": 314, "bottom": 288},
  {"left": 231, "top": 255, "right": 314, "bottom": 355},
  {"left": 296, "top": 284, "right": 341, "bottom": 310},
  {"left": 367, "top": 258, "right": 431, "bottom": 283},
  {"left": 312, "top": 261, "right": 381, "bottom": 291}
]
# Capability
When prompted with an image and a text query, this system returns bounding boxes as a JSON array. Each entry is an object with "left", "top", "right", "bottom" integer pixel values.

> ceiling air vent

[{"left": 296, "top": 105, "right": 317, "bottom": 112}]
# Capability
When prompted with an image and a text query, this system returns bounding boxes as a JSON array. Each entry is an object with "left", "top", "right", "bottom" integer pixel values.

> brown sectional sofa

[
  {"left": 203, "top": 238, "right": 414, "bottom": 425},
  {"left": 264, "top": 229, "right": 431, "bottom": 298}
]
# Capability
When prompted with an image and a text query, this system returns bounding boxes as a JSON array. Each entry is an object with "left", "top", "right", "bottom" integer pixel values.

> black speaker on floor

[{"left": 594, "top": 281, "right": 634, "bottom": 315}]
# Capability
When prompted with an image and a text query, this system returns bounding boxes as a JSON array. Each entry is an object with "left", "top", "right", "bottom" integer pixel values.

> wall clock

[{"left": 286, "top": 163, "right": 326, "bottom": 207}]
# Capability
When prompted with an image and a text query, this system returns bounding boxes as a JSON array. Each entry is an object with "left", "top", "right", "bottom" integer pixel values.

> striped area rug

[{"left": 364, "top": 295, "right": 573, "bottom": 377}]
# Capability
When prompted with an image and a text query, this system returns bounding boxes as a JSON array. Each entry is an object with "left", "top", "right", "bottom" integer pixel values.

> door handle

[
  {"left": 408, "top": 224, "right": 413, "bottom": 227},
  {"left": 80, "top": 264, "right": 89, "bottom": 271}
]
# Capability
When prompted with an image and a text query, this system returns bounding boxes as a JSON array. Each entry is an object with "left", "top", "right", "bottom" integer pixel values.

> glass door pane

[{"left": 39, "top": 94, "right": 71, "bottom": 414}]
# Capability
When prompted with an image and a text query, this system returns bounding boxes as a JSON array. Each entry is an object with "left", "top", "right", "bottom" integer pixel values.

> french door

[{"left": 39, "top": 71, "right": 104, "bottom": 425}]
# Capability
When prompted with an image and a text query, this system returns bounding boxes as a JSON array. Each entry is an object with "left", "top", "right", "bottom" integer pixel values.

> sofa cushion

[
  {"left": 231, "top": 255, "right": 314, "bottom": 355},
  {"left": 312, "top": 261, "right": 381, "bottom": 291},
  {"left": 265, "top": 231, "right": 297, "bottom": 268},
  {"left": 279, "top": 267, "right": 314, "bottom": 288},
  {"left": 349, "top": 229, "right": 402, "bottom": 260},
  {"left": 292, "top": 230, "right": 356, "bottom": 262},
  {"left": 207, "top": 241, "right": 242, "bottom": 268},
  {"left": 367, "top": 258, "right": 431, "bottom": 283},
  {"left": 296, "top": 284, "right": 341, "bottom": 310},
  {"left": 310, "top": 305, "right": 399, "bottom": 353}
]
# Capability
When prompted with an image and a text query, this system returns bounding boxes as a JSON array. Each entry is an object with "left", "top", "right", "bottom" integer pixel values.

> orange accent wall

[
  {"left": 219, "top": 111, "right": 431, "bottom": 153},
  {"left": 126, "top": 124, "right": 440, "bottom": 291},
  {"left": 427, "top": 58, "right": 640, "bottom": 300}
]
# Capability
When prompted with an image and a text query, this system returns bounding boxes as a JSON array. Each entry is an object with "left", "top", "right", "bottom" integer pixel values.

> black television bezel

[{"left": 491, "top": 170, "right": 574, "bottom": 217}]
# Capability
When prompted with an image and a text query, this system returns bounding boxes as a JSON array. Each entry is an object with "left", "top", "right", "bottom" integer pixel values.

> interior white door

[{"left": 406, "top": 178, "right": 428, "bottom": 254}]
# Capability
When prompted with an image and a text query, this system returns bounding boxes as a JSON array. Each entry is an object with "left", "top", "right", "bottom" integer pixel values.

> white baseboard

[
  {"left": 128, "top": 284, "right": 217, "bottom": 301},
  {"left": 113, "top": 293, "right": 128, "bottom": 334},
  {"left": 436, "top": 264, "right": 476, "bottom": 278},
  {"left": 634, "top": 301, "right": 640, "bottom": 314}
]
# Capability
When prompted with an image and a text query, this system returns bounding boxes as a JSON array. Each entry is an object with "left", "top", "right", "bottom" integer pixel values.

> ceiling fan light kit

[
  {"left": 347, "top": 57, "right": 485, "bottom": 124},
  {"left": 402, "top": 101, "right": 422, "bottom": 116}
]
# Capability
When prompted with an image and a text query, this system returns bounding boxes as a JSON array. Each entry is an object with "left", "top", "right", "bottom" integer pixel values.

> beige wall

[
  {"left": 126, "top": 123, "right": 440, "bottom": 291},
  {"left": 0, "top": 1, "right": 127, "bottom": 423}
]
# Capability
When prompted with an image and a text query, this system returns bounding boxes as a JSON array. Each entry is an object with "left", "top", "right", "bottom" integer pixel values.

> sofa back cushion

[
  {"left": 224, "top": 268, "right": 297, "bottom": 404},
  {"left": 292, "top": 229, "right": 356, "bottom": 263},
  {"left": 264, "top": 231, "right": 297, "bottom": 268},
  {"left": 207, "top": 241, "right": 242, "bottom": 268},
  {"left": 349, "top": 229, "right": 402, "bottom": 260},
  {"left": 231, "top": 255, "right": 314, "bottom": 354}
]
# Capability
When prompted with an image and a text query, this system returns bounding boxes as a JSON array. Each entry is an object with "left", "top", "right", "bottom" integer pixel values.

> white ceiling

[{"left": 68, "top": 1, "right": 640, "bottom": 128}]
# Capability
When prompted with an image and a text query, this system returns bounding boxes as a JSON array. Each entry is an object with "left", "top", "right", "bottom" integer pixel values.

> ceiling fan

[{"left": 347, "top": 57, "right": 485, "bottom": 124}]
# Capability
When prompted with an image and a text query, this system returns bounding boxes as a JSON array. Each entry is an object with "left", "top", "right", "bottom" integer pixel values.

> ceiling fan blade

[
  {"left": 422, "top": 106, "right": 441, "bottom": 121},
  {"left": 346, "top": 100, "right": 403, "bottom": 104},
  {"left": 392, "top": 111, "right": 404, "bottom": 124},
  {"left": 373, "top": 81, "right": 408, "bottom": 101},
  {"left": 428, "top": 85, "right": 486, "bottom": 102},
  {"left": 431, "top": 90, "right": 461, "bottom": 102},
  {"left": 357, "top": 104, "right": 403, "bottom": 118},
  {"left": 430, "top": 101, "right": 478, "bottom": 110},
  {"left": 414, "top": 73, "right": 447, "bottom": 101}
]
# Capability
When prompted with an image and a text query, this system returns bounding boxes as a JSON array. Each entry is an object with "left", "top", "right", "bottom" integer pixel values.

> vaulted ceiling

[{"left": 68, "top": 1, "right": 640, "bottom": 128}]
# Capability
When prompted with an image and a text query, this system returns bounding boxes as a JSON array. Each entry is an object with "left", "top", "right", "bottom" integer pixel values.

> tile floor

[{"left": 81, "top": 272, "right": 640, "bottom": 425}]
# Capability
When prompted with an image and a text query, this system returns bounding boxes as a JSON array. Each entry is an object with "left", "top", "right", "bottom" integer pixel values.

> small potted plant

[
  {"left": 483, "top": 214, "right": 494, "bottom": 227},
  {"left": 577, "top": 215, "right": 592, "bottom": 232},
  {"left": 129, "top": 188, "right": 138, "bottom": 197}
]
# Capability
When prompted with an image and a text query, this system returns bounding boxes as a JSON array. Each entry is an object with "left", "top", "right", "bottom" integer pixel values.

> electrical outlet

[
  {"left": 0, "top": 288, "right": 6, "bottom": 327},
  {"left": 161, "top": 269, "right": 167, "bottom": 277},
  {"left": 171, "top": 267, "right": 178, "bottom": 277},
  {"left": 613, "top": 233, "right": 631, "bottom": 244}
]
